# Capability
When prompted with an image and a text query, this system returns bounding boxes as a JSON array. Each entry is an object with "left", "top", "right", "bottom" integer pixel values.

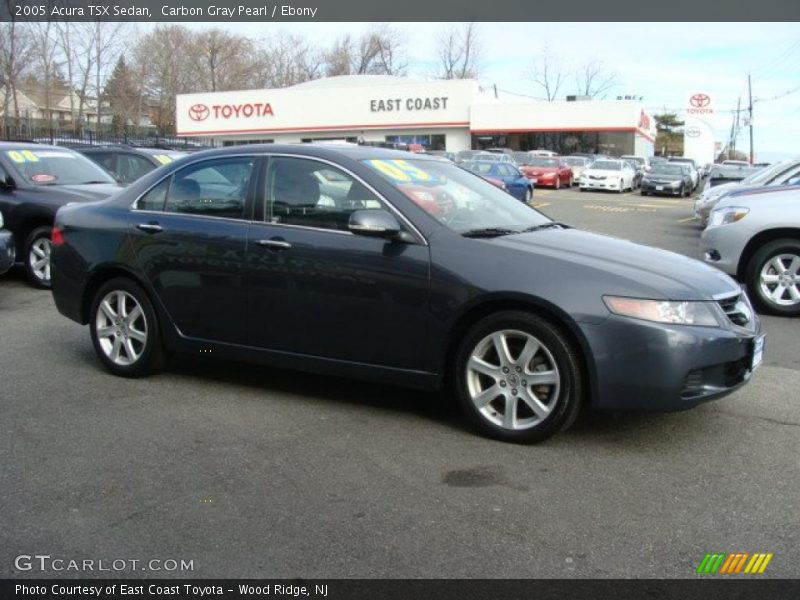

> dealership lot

[{"left": 1, "top": 188, "right": 798, "bottom": 578}]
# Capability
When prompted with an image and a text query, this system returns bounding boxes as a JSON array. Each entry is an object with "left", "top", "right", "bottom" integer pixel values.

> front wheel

[
  {"left": 24, "top": 226, "right": 53, "bottom": 288},
  {"left": 746, "top": 239, "right": 800, "bottom": 316},
  {"left": 90, "top": 277, "right": 168, "bottom": 377},
  {"left": 453, "top": 311, "right": 583, "bottom": 443}
]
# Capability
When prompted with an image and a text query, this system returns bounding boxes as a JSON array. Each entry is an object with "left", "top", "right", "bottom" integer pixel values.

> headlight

[
  {"left": 0, "top": 210, "right": 4, "bottom": 229},
  {"left": 603, "top": 296, "right": 720, "bottom": 327},
  {"left": 709, "top": 206, "right": 749, "bottom": 227}
]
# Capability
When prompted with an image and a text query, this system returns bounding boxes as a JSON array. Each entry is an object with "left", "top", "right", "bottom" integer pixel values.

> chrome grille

[{"left": 717, "top": 292, "right": 754, "bottom": 329}]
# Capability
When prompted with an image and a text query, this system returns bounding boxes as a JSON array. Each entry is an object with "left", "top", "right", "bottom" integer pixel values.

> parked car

[
  {"left": 78, "top": 146, "right": 187, "bottom": 185},
  {"left": 721, "top": 160, "right": 751, "bottom": 167},
  {"left": 620, "top": 155, "right": 652, "bottom": 173},
  {"left": 462, "top": 161, "right": 534, "bottom": 202},
  {"left": 562, "top": 157, "right": 590, "bottom": 184},
  {"left": 0, "top": 209, "right": 14, "bottom": 275},
  {"left": 51, "top": 144, "right": 762, "bottom": 443},
  {"left": 701, "top": 186, "right": 800, "bottom": 316},
  {"left": 579, "top": 159, "right": 636, "bottom": 192},
  {"left": 519, "top": 157, "right": 573, "bottom": 189},
  {"left": 668, "top": 157, "right": 699, "bottom": 191},
  {"left": 530, "top": 149, "right": 558, "bottom": 157},
  {"left": 640, "top": 163, "right": 693, "bottom": 197},
  {"left": 694, "top": 158, "right": 800, "bottom": 226},
  {"left": 623, "top": 160, "right": 644, "bottom": 189},
  {"left": 455, "top": 150, "right": 486, "bottom": 164},
  {"left": 0, "top": 142, "right": 123, "bottom": 288},
  {"left": 424, "top": 150, "right": 456, "bottom": 162}
]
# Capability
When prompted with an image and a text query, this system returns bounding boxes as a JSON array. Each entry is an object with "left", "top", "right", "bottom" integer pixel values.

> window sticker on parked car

[
  {"left": 366, "top": 159, "right": 441, "bottom": 184},
  {"left": 153, "top": 154, "right": 174, "bottom": 165},
  {"left": 6, "top": 150, "right": 40, "bottom": 163}
]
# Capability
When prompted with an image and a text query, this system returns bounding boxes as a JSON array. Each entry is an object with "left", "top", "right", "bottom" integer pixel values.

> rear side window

[
  {"left": 163, "top": 157, "right": 254, "bottom": 220},
  {"left": 117, "top": 154, "right": 154, "bottom": 184}
]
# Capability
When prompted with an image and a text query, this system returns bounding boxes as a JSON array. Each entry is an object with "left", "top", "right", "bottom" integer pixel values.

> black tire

[
  {"left": 745, "top": 238, "right": 800, "bottom": 317},
  {"left": 24, "top": 226, "right": 53, "bottom": 289},
  {"left": 453, "top": 311, "right": 583, "bottom": 444},
  {"left": 640, "top": 190, "right": 649, "bottom": 196},
  {"left": 89, "top": 277, "right": 168, "bottom": 377}
]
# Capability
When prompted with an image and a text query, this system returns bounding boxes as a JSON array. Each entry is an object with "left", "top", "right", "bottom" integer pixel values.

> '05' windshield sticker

[
  {"left": 153, "top": 154, "right": 174, "bottom": 165},
  {"left": 367, "top": 159, "right": 441, "bottom": 184}
]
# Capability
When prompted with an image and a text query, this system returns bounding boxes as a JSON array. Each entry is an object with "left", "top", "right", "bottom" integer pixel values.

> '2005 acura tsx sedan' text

[{"left": 50, "top": 145, "right": 764, "bottom": 443}]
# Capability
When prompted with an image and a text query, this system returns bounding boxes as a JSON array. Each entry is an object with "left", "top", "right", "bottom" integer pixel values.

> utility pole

[
  {"left": 732, "top": 96, "right": 741, "bottom": 156},
  {"left": 747, "top": 74, "right": 754, "bottom": 164}
]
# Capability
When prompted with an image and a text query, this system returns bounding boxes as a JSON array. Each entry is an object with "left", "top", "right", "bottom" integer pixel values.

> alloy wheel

[
  {"left": 466, "top": 329, "right": 561, "bottom": 431},
  {"left": 759, "top": 253, "right": 800, "bottom": 306},
  {"left": 95, "top": 290, "right": 148, "bottom": 366},
  {"left": 29, "top": 237, "right": 51, "bottom": 283}
]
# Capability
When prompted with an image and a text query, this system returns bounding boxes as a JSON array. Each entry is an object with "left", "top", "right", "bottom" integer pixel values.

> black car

[
  {"left": 640, "top": 163, "right": 694, "bottom": 197},
  {"left": 78, "top": 146, "right": 186, "bottom": 185},
  {"left": 51, "top": 144, "right": 763, "bottom": 443},
  {"left": 0, "top": 142, "right": 123, "bottom": 287}
]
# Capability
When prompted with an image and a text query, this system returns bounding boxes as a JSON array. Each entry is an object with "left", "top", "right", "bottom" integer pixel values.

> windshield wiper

[
  {"left": 461, "top": 227, "right": 519, "bottom": 238},
  {"left": 77, "top": 180, "right": 112, "bottom": 185},
  {"left": 520, "top": 222, "right": 568, "bottom": 233}
]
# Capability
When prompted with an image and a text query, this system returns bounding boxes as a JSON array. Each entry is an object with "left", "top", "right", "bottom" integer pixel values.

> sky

[{"left": 178, "top": 22, "right": 800, "bottom": 162}]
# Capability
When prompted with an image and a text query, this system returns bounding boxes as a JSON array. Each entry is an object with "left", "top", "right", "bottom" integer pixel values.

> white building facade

[{"left": 176, "top": 75, "right": 656, "bottom": 157}]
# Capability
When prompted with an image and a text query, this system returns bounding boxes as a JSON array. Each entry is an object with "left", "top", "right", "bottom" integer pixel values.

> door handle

[
  {"left": 136, "top": 223, "right": 163, "bottom": 233},
  {"left": 256, "top": 239, "right": 292, "bottom": 250}
]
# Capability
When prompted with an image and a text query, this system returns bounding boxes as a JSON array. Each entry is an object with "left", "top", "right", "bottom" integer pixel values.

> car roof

[
  {"left": 0, "top": 141, "right": 79, "bottom": 152},
  {"left": 170, "top": 143, "right": 441, "bottom": 163}
]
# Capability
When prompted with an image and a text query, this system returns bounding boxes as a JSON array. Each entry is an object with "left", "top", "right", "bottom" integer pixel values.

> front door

[{"left": 245, "top": 156, "right": 431, "bottom": 370}]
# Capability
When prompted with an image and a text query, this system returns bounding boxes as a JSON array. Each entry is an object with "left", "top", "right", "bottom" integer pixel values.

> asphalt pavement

[{"left": 1, "top": 189, "right": 798, "bottom": 579}]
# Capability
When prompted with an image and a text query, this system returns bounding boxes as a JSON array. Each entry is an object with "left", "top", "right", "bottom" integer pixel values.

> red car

[{"left": 520, "top": 157, "right": 573, "bottom": 189}]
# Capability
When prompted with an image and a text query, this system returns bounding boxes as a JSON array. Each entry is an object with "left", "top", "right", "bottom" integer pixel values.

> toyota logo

[
  {"left": 188, "top": 103, "right": 210, "bottom": 122},
  {"left": 690, "top": 94, "right": 711, "bottom": 108},
  {"left": 685, "top": 126, "right": 702, "bottom": 138}
]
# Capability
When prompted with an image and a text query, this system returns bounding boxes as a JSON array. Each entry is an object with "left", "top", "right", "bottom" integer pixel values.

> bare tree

[
  {"left": 257, "top": 32, "right": 322, "bottom": 88},
  {"left": 436, "top": 23, "right": 482, "bottom": 79},
  {"left": 531, "top": 44, "right": 567, "bottom": 101},
  {"left": 0, "top": 20, "right": 34, "bottom": 128},
  {"left": 323, "top": 25, "right": 407, "bottom": 77},
  {"left": 193, "top": 28, "right": 260, "bottom": 92},
  {"left": 574, "top": 59, "right": 618, "bottom": 98},
  {"left": 91, "top": 22, "right": 127, "bottom": 128},
  {"left": 30, "top": 21, "right": 63, "bottom": 124}
]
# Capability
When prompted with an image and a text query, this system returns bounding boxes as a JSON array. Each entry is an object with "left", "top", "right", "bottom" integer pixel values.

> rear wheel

[
  {"left": 746, "top": 239, "right": 800, "bottom": 316},
  {"left": 453, "top": 311, "right": 583, "bottom": 443},
  {"left": 90, "top": 277, "right": 167, "bottom": 377},
  {"left": 24, "top": 226, "right": 53, "bottom": 289}
]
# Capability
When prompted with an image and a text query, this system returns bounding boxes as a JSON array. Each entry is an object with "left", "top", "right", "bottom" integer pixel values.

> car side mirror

[
  {"left": 0, "top": 175, "right": 15, "bottom": 191},
  {"left": 348, "top": 209, "right": 407, "bottom": 241}
]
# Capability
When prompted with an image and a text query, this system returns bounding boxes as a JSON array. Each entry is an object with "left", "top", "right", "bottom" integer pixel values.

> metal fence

[{"left": 0, "top": 122, "right": 218, "bottom": 151}]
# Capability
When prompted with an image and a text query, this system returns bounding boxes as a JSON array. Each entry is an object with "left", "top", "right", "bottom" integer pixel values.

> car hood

[{"left": 491, "top": 228, "right": 739, "bottom": 301}]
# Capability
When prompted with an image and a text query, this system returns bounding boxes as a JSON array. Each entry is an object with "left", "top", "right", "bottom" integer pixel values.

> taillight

[{"left": 51, "top": 226, "right": 65, "bottom": 246}]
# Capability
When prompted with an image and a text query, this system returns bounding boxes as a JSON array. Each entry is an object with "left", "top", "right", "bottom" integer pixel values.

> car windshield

[
  {"left": 463, "top": 161, "right": 494, "bottom": 174},
  {"left": 622, "top": 156, "right": 645, "bottom": 165},
  {"left": 513, "top": 153, "right": 530, "bottom": 164},
  {"left": 5, "top": 148, "right": 116, "bottom": 185},
  {"left": 741, "top": 161, "right": 790, "bottom": 185},
  {"left": 650, "top": 165, "right": 683, "bottom": 176},
  {"left": 530, "top": 158, "right": 559, "bottom": 167},
  {"left": 670, "top": 159, "right": 695, "bottom": 168},
  {"left": 563, "top": 157, "right": 586, "bottom": 166},
  {"left": 591, "top": 160, "right": 622, "bottom": 171},
  {"left": 363, "top": 158, "right": 551, "bottom": 234}
]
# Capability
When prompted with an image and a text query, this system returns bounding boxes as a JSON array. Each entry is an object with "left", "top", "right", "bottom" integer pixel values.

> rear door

[{"left": 127, "top": 155, "right": 259, "bottom": 344}]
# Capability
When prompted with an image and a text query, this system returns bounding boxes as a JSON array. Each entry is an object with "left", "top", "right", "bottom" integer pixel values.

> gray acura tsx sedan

[{"left": 50, "top": 144, "right": 764, "bottom": 443}]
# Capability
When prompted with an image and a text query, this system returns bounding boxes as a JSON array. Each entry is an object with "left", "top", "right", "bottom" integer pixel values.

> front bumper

[
  {"left": 580, "top": 178, "right": 620, "bottom": 190},
  {"left": 700, "top": 224, "right": 750, "bottom": 277},
  {"left": 528, "top": 175, "right": 559, "bottom": 187},
  {"left": 641, "top": 181, "right": 682, "bottom": 195},
  {"left": 0, "top": 229, "right": 15, "bottom": 275},
  {"left": 580, "top": 313, "right": 762, "bottom": 411}
]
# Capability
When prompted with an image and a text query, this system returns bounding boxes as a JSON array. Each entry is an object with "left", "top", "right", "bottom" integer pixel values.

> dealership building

[{"left": 176, "top": 75, "right": 656, "bottom": 157}]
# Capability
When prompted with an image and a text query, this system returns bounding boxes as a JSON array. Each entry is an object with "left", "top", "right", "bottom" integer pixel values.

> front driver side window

[
  {"left": 163, "top": 157, "right": 254, "bottom": 220},
  {"left": 265, "top": 157, "right": 385, "bottom": 231}
]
